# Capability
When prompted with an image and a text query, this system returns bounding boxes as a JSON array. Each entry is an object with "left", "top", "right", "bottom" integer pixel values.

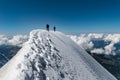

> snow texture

[{"left": 0, "top": 30, "right": 117, "bottom": 80}]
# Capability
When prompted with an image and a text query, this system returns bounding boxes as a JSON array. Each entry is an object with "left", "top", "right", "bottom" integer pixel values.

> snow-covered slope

[{"left": 0, "top": 30, "right": 117, "bottom": 80}]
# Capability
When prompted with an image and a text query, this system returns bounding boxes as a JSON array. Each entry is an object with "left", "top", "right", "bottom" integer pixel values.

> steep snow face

[{"left": 0, "top": 30, "right": 117, "bottom": 80}]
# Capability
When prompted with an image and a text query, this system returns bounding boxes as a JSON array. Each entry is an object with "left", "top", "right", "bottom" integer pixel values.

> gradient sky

[{"left": 0, "top": 0, "right": 120, "bottom": 35}]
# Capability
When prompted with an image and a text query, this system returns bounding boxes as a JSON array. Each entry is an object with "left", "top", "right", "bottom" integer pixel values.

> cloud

[
  {"left": 0, "top": 35, "right": 8, "bottom": 45},
  {"left": 91, "top": 48, "right": 104, "bottom": 54},
  {"left": 104, "top": 34, "right": 120, "bottom": 43},
  {"left": 69, "top": 33, "right": 104, "bottom": 49},
  {"left": 0, "top": 34, "right": 28, "bottom": 46},
  {"left": 103, "top": 34, "right": 120, "bottom": 55},
  {"left": 69, "top": 33, "right": 120, "bottom": 55},
  {"left": 69, "top": 34, "right": 94, "bottom": 49},
  {"left": 88, "top": 33, "right": 104, "bottom": 39},
  {"left": 104, "top": 43, "right": 116, "bottom": 55},
  {"left": 8, "top": 35, "right": 28, "bottom": 46}
]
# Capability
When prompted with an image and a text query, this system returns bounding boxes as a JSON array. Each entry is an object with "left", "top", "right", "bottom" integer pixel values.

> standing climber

[
  {"left": 46, "top": 24, "right": 49, "bottom": 31},
  {"left": 53, "top": 26, "right": 56, "bottom": 32}
]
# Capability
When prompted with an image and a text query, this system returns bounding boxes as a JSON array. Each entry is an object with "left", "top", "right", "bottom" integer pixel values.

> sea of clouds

[
  {"left": 69, "top": 33, "right": 120, "bottom": 55},
  {"left": 0, "top": 35, "right": 28, "bottom": 47},
  {"left": 0, "top": 33, "right": 120, "bottom": 55}
]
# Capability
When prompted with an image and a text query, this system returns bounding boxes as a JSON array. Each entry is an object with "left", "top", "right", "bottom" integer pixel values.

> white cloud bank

[
  {"left": 91, "top": 48, "right": 104, "bottom": 54},
  {"left": 0, "top": 35, "right": 28, "bottom": 46},
  {"left": 8, "top": 35, "right": 28, "bottom": 46},
  {"left": 68, "top": 34, "right": 94, "bottom": 50},
  {"left": 0, "top": 35, "right": 8, "bottom": 45},
  {"left": 0, "top": 33, "right": 120, "bottom": 55},
  {"left": 69, "top": 33, "right": 120, "bottom": 55}
]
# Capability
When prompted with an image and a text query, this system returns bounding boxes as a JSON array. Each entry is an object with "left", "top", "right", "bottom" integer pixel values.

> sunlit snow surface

[{"left": 0, "top": 30, "right": 117, "bottom": 80}]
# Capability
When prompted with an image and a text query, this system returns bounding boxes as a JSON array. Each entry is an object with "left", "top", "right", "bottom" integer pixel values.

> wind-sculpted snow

[{"left": 0, "top": 30, "right": 117, "bottom": 80}]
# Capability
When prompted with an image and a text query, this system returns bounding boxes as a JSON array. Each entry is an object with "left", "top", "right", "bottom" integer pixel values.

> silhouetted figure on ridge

[
  {"left": 53, "top": 26, "right": 56, "bottom": 32},
  {"left": 46, "top": 24, "right": 49, "bottom": 31}
]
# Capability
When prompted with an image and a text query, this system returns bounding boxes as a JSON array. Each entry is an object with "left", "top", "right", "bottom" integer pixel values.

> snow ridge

[{"left": 0, "top": 30, "right": 117, "bottom": 80}]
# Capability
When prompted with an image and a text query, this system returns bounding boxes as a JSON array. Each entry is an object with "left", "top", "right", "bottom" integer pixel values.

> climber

[
  {"left": 53, "top": 26, "right": 56, "bottom": 32},
  {"left": 46, "top": 24, "right": 49, "bottom": 31}
]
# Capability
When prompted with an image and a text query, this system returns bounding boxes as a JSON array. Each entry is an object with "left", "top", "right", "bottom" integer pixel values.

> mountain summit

[{"left": 0, "top": 30, "right": 117, "bottom": 80}]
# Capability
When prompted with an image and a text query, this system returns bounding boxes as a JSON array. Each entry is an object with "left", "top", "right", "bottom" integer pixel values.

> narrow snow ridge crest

[
  {"left": 0, "top": 29, "right": 117, "bottom": 80},
  {"left": 16, "top": 30, "right": 64, "bottom": 80}
]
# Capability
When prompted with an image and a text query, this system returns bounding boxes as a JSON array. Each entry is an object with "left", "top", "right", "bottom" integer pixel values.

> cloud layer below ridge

[
  {"left": 69, "top": 33, "right": 120, "bottom": 55},
  {"left": 0, "top": 35, "right": 28, "bottom": 46}
]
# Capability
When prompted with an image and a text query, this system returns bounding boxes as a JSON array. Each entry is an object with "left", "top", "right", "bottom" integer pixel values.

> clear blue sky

[{"left": 0, "top": 0, "right": 120, "bottom": 35}]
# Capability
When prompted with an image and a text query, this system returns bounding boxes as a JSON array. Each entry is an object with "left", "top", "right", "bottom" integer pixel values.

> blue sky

[{"left": 0, "top": 0, "right": 120, "bottom": 35}]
